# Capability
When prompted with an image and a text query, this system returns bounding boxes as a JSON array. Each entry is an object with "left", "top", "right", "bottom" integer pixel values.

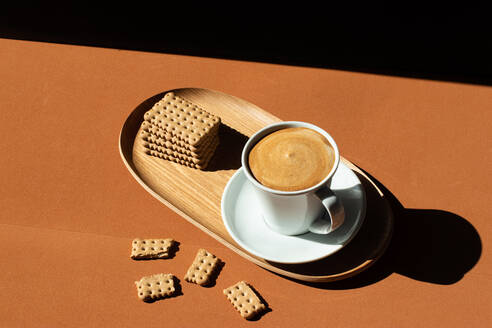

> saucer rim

[{"left": 221, "top": 163, "right": 367, "bottom": 264}]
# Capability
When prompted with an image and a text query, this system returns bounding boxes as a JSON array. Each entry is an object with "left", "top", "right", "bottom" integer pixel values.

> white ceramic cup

[{"left": 241, "top": 121, "right": 345, "bottom": 236}]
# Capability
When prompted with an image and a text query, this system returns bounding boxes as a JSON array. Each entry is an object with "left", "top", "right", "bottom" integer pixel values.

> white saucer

[{"left": 221, "top": 162, "right": 366, "bottom": 264}]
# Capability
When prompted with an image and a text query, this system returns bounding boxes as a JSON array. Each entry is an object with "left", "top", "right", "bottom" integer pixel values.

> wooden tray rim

[{"left": 119, "top": 87, "right": 394, "bottom": 283}]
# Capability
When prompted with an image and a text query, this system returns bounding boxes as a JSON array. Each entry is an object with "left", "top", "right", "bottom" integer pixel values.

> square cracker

[
  {"left": 140, "top": 120, "right": 219, "bottom": 152},
  {"left": 144, "top": 135, "right": 219, "bottom": 170},
  {"left": 131, "top": 238, "right": 175, "bottom": 259},
  {"left": 146, "top": 150, "right": 214, "bottom": 170},
  {"left": 223, "top": 281, "right": 266, "bottom": 320},
  {"left": 144, "top": 136, "right": 219, "bottom": 165},
  {"left": 135, "top": 273, "right": 176, "bottom": 301},
  {"left": 184, "top": 248, "right": 221, "bottom": 286},
  {"left": 141, "top": 124, "right": 217, "bottom": 157},
  {"left": 143, "top": 92, "right": 220, "bottom": 147}
]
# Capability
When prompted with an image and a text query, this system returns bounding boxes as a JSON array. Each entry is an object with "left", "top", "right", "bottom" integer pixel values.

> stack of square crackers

[{"left": 140, "top": 92, "right": 221, "bottom": 169}]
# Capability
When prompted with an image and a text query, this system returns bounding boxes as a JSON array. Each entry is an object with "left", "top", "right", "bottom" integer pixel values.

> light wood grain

[{"left": 119, "top": 88, "right": 393, "bottom": 282}]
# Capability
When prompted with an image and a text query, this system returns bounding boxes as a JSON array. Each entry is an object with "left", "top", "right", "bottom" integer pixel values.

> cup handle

[{"left": 308, "top": 187, "right": 345, "bottom": 234}]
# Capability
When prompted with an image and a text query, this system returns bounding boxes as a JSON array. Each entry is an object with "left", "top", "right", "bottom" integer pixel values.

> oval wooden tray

[{"left": 119, "top": 88, "right": 393, "bottom": 283}]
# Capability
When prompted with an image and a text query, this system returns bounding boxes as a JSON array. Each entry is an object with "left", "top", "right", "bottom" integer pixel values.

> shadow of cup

[
  {"left": 300, "top": 168, "right": 483, "bottom": 289},
  {"left": 204, "top": 124, "right": 248, "bottom": 171}
]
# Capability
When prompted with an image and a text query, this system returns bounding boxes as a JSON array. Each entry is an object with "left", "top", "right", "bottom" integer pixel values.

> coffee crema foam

[{"left": 248, "top": 127, "right": 335, "bottom": 191}]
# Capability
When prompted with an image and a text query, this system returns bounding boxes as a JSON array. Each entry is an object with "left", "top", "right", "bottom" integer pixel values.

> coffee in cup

[
  {"left": 248, "top": 127, "right": 336, "bottom": 191},
  {"left": 241, "top": 121, "right": 344, "bottom": 236}
]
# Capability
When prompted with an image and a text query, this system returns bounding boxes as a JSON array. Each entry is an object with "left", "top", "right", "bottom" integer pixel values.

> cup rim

[{"left": 241, "top": 121, "right": 340, "bottom": 196}]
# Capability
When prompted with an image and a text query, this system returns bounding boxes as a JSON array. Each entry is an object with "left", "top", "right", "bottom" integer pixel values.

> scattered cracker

[
  {"left": 135, "top": 273, "right": 176, "bottom": 302},
  {"left": 184, "top": 248, "right": 221, "bottom": 286},
  {"left": 223, "top": 281, "right": 266, "bottom": 320},
  {"left": 131, "top": 238, "right": 175, "bottom": 260}
]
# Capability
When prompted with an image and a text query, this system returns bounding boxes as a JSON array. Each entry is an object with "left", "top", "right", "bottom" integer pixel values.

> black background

[{"left": 2, "top": 2, "right": 492, "bottom": 85}]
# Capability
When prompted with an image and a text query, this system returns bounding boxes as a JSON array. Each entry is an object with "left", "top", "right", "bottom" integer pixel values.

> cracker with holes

[
  {"left": 184, "top": 248, "right": 221, "bottom": 286},
  {"left": 140, "top": 122, "right": 216, "bottom": 156},
  {"left": 131, "top": 238, "right": 175, "bottom": 260},
  {"left": 144, "top": 134, "right": 219, "bottom": 165},
  {"left": 140, "top": 120, "right": 219, "bottom": 153},
  {"left": 223, "top": 281, "right": 267, "bottom": 320},
  {"left": 139, "top": 92, "right": 221, "bottom": 170},
  {"left": 135, "top": 273, "right": 176, "bottom": 302},
  {"left": 143, "top": 92, "right": 220, "bottom": 147}
]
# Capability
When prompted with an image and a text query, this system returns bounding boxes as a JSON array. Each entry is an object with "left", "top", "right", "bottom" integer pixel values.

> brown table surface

[{"left": 1, "top": 38, "right": 490, "bottom": 327}]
